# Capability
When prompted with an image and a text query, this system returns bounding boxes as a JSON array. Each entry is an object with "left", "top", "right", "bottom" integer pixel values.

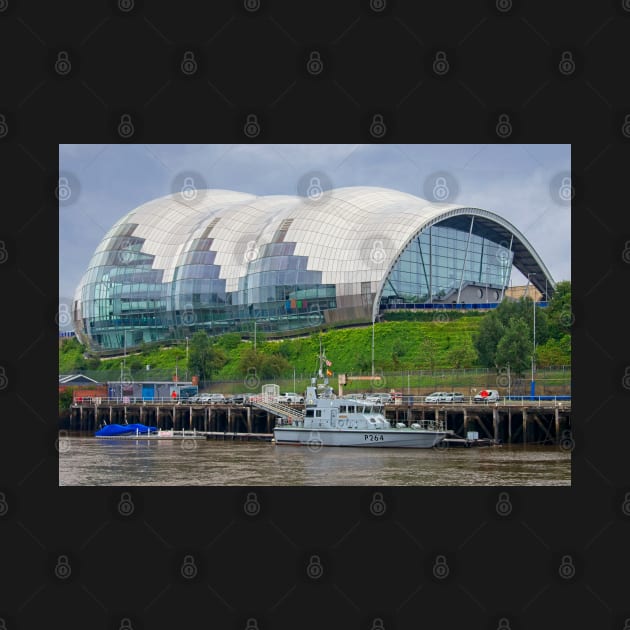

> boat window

[
  {"left": 315, "top": 410, "right": 322, "bottom": 417},
  {"left": 305, "top": 409, "right": 314, "bottom": 417},
  {"left": 347, "top": 406, "right": 355, "bottom": 413},
  {"left": 339, "top": 405, "right": 346, "bottom": 413}
]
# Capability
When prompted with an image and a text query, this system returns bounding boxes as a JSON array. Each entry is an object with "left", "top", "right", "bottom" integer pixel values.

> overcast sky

[{"left": 59, "top": 143, "right": 570, "bottom": 306}]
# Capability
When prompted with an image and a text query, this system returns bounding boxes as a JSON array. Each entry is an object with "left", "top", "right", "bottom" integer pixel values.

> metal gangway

[{"left": 249, "top": 394, "right": 305, "bottom": 423}]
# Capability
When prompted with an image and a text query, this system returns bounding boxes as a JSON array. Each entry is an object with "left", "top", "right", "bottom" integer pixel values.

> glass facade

[
  {"left": 73, "top": 187, "right": 546, "bottom": 353},
  {"left": 381, "top": 221, "right": 513, "bottom": 305}
]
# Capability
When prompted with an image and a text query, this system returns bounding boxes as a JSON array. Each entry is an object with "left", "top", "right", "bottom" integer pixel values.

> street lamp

[
  {"left": 185, "top": 336, "right": 189, "bottom": 381},
  {"left": 371, "top": 315, "right": 375, "bottom": 377},
  {"left": 527, "top": 272, "right": 537, "bottom": 399}
]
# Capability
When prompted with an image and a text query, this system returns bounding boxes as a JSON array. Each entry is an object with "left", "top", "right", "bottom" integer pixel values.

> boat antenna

[{"left": 318, "top": 334, "right": 324, "bottom": 379}]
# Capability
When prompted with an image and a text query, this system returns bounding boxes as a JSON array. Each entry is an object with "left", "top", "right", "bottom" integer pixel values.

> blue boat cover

[{"left": 95, "top": 423, "right": 158, "bottom": 436}]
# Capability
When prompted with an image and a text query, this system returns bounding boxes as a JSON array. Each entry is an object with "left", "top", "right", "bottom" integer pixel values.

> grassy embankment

[{"left": 60, "top": 313, "right": 570, "bottom": 395}]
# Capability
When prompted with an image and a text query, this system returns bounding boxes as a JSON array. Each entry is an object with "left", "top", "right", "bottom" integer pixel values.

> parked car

[
  {"left": 228, "top": 393, "right": 251, "bottom": 404},
  {"left": 365, "top": 393, "right": 392, "bottom": 404},
  {"left": 450, "top": 392, "right": 464, "bottom": 402},
  {"left": 278, "top": 392, "right": 304, "bottom": 404},
  {"left": 192, "top": 393, "right": 226, "bottom": 403},
  {"left": 424, "top": 391, "right": 450, "bottom": 403},
  {"left": 473, "top": 389, "right": 500, "bottom": 403}
]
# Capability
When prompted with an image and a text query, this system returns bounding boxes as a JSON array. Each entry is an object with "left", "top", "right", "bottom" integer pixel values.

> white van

[{"left": 473, "top": 389, "right": 500, "bottom": 403}]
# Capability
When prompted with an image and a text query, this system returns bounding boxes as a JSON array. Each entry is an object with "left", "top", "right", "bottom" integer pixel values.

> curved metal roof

[{"left": 75, "top": 186, "right": 555, "bottom": 309}]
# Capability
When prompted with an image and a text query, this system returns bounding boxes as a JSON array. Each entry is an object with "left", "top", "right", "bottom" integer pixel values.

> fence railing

[{"left": 74, "top": 394, "right": 571, "bottom": 406}]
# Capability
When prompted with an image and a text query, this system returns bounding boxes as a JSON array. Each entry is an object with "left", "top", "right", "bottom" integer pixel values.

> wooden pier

[{"left": 61, "top": 400, "right": 571, "bottom": 445}]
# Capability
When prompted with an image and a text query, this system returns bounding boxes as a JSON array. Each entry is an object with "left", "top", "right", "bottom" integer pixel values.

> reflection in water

[{"left": 59, "top": 438, "right": 571, "bottom": 486}]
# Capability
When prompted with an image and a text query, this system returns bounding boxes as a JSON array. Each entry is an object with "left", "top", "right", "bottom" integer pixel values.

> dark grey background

[{"left": 0, "top": 0, "right": 627, "bottom": 628}]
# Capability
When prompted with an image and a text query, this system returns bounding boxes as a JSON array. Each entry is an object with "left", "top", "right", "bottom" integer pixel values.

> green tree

[
  {"left": 445, "top": 344, "right": 477, "bottom": 369},
  {"left": 536, "top": 334, "right": 571, "bottom": 367},
  {"left": 495, "top": 317, "right": 532, "bottom": 375},
  {"left": 189, "top": 331, "right": 227, "bottom": 385},
  {"left": 59, "top": 387, "right": 74, "bottom": 411},
  {"left": 545, "top": 280, "right": 572, "bottom": 340},
  {"left": 474, "top": 312, "right": 505, "bottom": 367}
]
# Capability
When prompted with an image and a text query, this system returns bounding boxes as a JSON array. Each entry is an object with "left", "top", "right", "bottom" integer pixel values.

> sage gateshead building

[{"left": 72, "top": 186, "right": 556, "bottom": 353}]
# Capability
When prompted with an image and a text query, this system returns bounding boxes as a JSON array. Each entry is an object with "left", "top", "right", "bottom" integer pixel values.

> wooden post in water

[
  {"left": 204, "top": 407, "right": 208, "bottom": 432},
  {"left": 493, "top": 407, "right": 499, "bottom": 442},
  {"left": 189, "top": 405, "right": 192, "bottom": 430},
  {"left": 555, "top": 407, "right": 560, "bottom": 444},
  {"left": 109, "top": 406, "right": 113, "bottom": 424},
  {"left": 156, "top": 406, "right": 160, "bottom": 428},
  {"left": 140, "top": 405, "right": 144, "bottom": 425},
  {"left": 246, "top": 406, "right": 252, "bottom": 433},
  {"left": 522, "top": 409, "right": 528, "bottom": 444},
  {"left": 227, "top": 407, "right": 232, "bottom": 432},
  {"left": 267, "top": 412, "right": 271, "bottom": 433},
  {"left": 508, "top": 408, "right": 512, "bottom": 444},
  {"left": 463, "top": 407, "right": 468, "bottom": 436}
]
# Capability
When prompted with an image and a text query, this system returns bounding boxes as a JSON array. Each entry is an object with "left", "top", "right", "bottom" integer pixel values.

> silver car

[{"left": 424, "top": 392, "right": 450, "bottom": 403}]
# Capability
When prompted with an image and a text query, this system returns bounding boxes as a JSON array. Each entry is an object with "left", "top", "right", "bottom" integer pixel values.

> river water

[{"left": 59, "top": 437, "right": 570, "bottom": 486}]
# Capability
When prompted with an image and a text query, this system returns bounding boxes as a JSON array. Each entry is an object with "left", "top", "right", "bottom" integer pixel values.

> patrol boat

[{"left": 272, "top": 351, "right": 449, "bottom": 449}]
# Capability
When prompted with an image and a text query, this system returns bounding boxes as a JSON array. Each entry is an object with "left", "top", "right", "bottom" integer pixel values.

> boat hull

[{"left": 273, "top": 427, "right": 446, "bottom": 448}]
